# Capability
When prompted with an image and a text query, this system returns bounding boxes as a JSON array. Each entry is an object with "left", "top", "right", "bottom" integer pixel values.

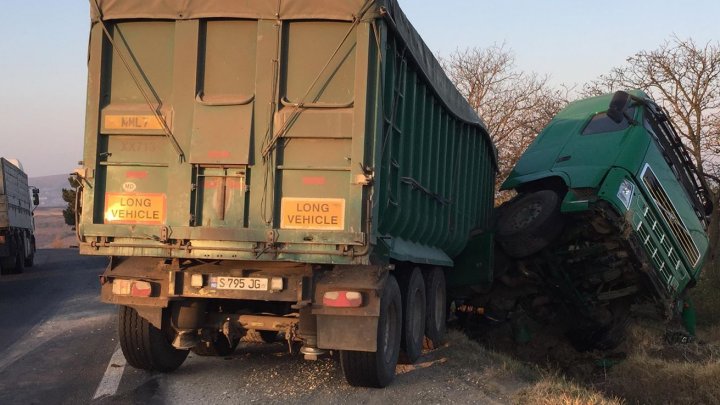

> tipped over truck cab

[{"left": 496, "top": 91, "right": 712, "bottom": 349}]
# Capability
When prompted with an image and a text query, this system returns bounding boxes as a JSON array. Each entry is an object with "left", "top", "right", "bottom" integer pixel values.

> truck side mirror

[
  {"left": 607, "top": 91, "right": 631, "bottom": 124},
  {"left": 32, "top": 187, "right": 39, "bottom": 206}
]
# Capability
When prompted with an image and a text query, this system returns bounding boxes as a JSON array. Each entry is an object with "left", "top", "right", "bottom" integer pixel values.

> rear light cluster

[
  {"left": 112, "top": 279, "right": 152, "bottom": 297},
  {"left": 322, "top": 291, "right": 363, "bottom": 308},
  {"left": 0, "top": 235, "right": 5, "bottom": 244}
]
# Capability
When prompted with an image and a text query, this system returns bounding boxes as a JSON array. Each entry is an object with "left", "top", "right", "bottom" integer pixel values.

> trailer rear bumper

[{"left": 100, "top": 257, "right": 387, "bottom": 352}]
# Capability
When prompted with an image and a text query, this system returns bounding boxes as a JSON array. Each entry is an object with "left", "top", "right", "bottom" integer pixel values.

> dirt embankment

[
  {"left": 463, "top": 313, "right": 720, "bottom": 405},
  {"left": 32, "top": 207, "right": 76, "bottom": 249}
]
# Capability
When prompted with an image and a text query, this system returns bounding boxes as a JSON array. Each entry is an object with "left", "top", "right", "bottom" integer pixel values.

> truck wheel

[
  {"left": 192, "top": 335, "right": 240, "bottom": 357},
  {"left": 496, "top": 190, "right": 564, "bottom": 259},
  {"left": 340, "top": 275, "right": 402, "bottom": 388},
  {"left": 118, "top": 306, "right": 189, "bottom": 372},
  {"left": 13, "top": 243, "right": 25, "bottom": 274},
  {"left": 24, "top": 242, "right": 35, "bottom": 267},
  {"left": 423, "top": 267, "right": 447, "bottom": 350},
  {"left": 398, "top": 268, "right": 426, "bottom": 364}
]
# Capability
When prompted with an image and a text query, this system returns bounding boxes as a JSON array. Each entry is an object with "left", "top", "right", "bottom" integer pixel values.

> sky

[{"left": 0, "top": 0, "right": 718, "bottom": 178}]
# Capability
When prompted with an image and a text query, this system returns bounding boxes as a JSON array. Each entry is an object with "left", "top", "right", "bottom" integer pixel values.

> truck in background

[
  {"left": 491, "top": 90, "right": 712, "bottom": 349},
  {"left": 0, "top": 158, "right": 39, "bottom": 275},
  {"left": 80, "top": 0, "right": 496, "bottom": 387}
]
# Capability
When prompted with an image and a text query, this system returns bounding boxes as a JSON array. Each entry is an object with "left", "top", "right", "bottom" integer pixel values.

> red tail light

[{"left": 323, "top": 291, "right": 363, "bottom": 308}]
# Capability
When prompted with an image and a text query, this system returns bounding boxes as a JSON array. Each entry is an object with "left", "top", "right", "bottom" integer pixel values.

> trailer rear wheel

[
  {"left": 496, "top": 190, "right": 564, "bottom": 259},
  {"left": 423, "top": 267, "right": 447, "bottom": 350},
  {"left": 340, "top": 275, "right": 402, "bottom": 388},
  {"left": 118, "top": 306, "right": 189, "bottom": 372},
  {"left": 192, "top": 335, "right": 240, "bottom": 357},
  {"left": 398, "top": 268, "right": 426, "bottom": 364}
]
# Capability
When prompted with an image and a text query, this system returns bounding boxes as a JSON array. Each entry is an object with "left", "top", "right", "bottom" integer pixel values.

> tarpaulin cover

[{"left": 89, "top": 0, "right": 486, "bottom": 128}]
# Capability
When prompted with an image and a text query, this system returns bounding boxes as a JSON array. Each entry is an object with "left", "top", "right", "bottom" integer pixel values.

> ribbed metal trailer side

[{"left": 374, "top": 23, "right": 496, "bottom": 265}]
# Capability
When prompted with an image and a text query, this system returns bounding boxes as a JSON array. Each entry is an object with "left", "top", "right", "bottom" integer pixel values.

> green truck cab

[{"left": 496, "top": 90, "right": 712, "bottom": 348}]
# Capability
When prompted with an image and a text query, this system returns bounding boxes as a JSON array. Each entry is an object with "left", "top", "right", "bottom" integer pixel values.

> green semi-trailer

[
  {"left": 494, "top": 90, "right": 712, "bottom": 349},
  {"left": 80, "top": 0, "right": 496, "bottom": 387}
]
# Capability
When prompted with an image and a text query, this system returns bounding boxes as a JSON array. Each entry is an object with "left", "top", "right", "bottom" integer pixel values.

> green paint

[
  {"left": 503, "top": 91, "right": 711, "bottom": 300},
  {"left": 79, "top": 6, "right": 497, "bottom": 274}
]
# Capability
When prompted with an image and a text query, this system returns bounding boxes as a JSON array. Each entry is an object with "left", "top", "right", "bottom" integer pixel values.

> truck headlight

[{"left": 617, "top": 179, "right": 635, "bottom": 209}]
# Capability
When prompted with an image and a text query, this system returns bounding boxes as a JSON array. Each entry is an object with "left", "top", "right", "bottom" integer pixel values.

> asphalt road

[
  {"left": 0, "top": 249, "right": 517, "bottom": 405},
  {"left": 0, "top": 249, "right": 114, "bottom": 404}
]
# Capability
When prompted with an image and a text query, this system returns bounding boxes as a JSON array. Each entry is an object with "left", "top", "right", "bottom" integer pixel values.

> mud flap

[
  {"left": 313, "top": 265, "right": 388, "bottom": 352},
  {"left": 100, "top": 256, "right": 170, "bottom": 328},
  {"left": 316, "top": 315, "right": 379, "bottom": 352}
]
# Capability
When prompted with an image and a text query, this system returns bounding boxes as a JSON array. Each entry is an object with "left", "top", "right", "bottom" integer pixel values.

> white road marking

[
  {"left": 0, "top": 311, "right": 112, "bottom": 374},
  {"left": 92, "top": 344, "right": 126, "bottom": 400}
]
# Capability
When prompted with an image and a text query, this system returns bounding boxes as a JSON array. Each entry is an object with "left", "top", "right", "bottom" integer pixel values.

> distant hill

[{"left": 29, "top": 174, "right": 72, "bottom": 208}]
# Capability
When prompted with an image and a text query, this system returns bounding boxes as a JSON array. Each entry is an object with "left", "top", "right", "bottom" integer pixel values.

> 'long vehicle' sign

[{"left": 280, "top": 198, "right": 345, "bottom": 231}]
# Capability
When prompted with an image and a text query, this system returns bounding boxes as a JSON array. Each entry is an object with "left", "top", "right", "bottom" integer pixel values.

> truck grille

[
  {"left": 641, "top": 167, "right": 700, "bottom": 266},
  {"left": 635, "top": 205, "right": 682, "bottom": 292}
]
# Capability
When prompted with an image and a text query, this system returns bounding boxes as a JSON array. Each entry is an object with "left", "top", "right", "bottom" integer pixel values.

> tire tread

[{"left": 118, "top": 306, "right": 188, "bottom": 372}]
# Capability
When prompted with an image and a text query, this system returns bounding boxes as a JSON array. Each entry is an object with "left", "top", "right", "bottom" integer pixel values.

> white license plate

[{"left": 210, "top": 276, "right": 268, "bottom": 291}]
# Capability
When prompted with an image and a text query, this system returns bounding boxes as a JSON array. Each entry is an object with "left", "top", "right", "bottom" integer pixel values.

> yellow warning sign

[
  {"left": 281, "top": 198, "right": 345, "bottom": 231},
  {"left": 104, "top": 193, "right": 167, "bottom": 225},
  {"left": 104, "top": 115, "right": 164, "bottom": 130}
]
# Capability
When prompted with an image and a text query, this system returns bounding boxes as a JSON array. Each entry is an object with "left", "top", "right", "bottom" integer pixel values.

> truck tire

[
  {"left": 25, "top": 241, "right": 35, "bottom": 267},
  {"left": 13, "top": 242, "right": 25, "bottom": 274},
  {"left": 423, "top": 267, "right": 447, "bottom": 350},
  {"left": 398, "top": 268, "right": 426, "bottom": 364},
  {"left": 192, "top": 335, "right": 240, "bottom": 357},
  {"left": 340, "top": 275, "right": 402, "bottom": 388},
  {"left": 496, "top": 190, "right": 564, "bottom": 259},
  {"left": 118, "top": 306, "right": 189, "bottom": 372},
  {"left": 24, "top": 253, "right": 34, "bottom": 268}
]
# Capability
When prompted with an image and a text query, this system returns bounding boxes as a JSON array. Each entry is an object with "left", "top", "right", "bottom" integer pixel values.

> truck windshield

[
  {"left": 582, "top": 107, "right": 636, "bottom": 135},
  {"left": 643, "top": 104, "right": 713, "bottom": 222}
]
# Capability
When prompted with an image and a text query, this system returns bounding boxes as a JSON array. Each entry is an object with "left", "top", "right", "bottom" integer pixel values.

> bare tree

[
  {"left": 442, "top": 45, "right": 568, "bottom": 203},
  {"left": 584, "top": 37, "right": 720, "bottom": 274}
]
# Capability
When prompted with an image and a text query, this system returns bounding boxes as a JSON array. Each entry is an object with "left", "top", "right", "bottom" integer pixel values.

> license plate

[
  {"left": 104, "top": 114, "right": 164, "bottom": 130},
  {"left": 210, "top": 277, "right": 268, "bottom": 291}
]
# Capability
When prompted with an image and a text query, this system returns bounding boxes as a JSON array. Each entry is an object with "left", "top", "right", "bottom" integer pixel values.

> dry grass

[
  {"left": 443, "top": 331, "right": 622, "bottom": 404},
  {"left": 467, "top": 304, "right": 720, "bottom": 405},
  {"left": 32, "top": 207, "right": 76, "bottom": 249},
  {"left": 438, "top": 331, "right": 539, "bottom": 399},
  {"left": 506, "top": 320, "right": 720, "bottom": 405},
  {"left": 595, "top": 322, "right": 720, "bottom": 405},
  {"left": 692, "top": 274, "right": 720, "bottom": 327},
  {"left": 515, "top": 374, "right": 623, "bottom": 405}
]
